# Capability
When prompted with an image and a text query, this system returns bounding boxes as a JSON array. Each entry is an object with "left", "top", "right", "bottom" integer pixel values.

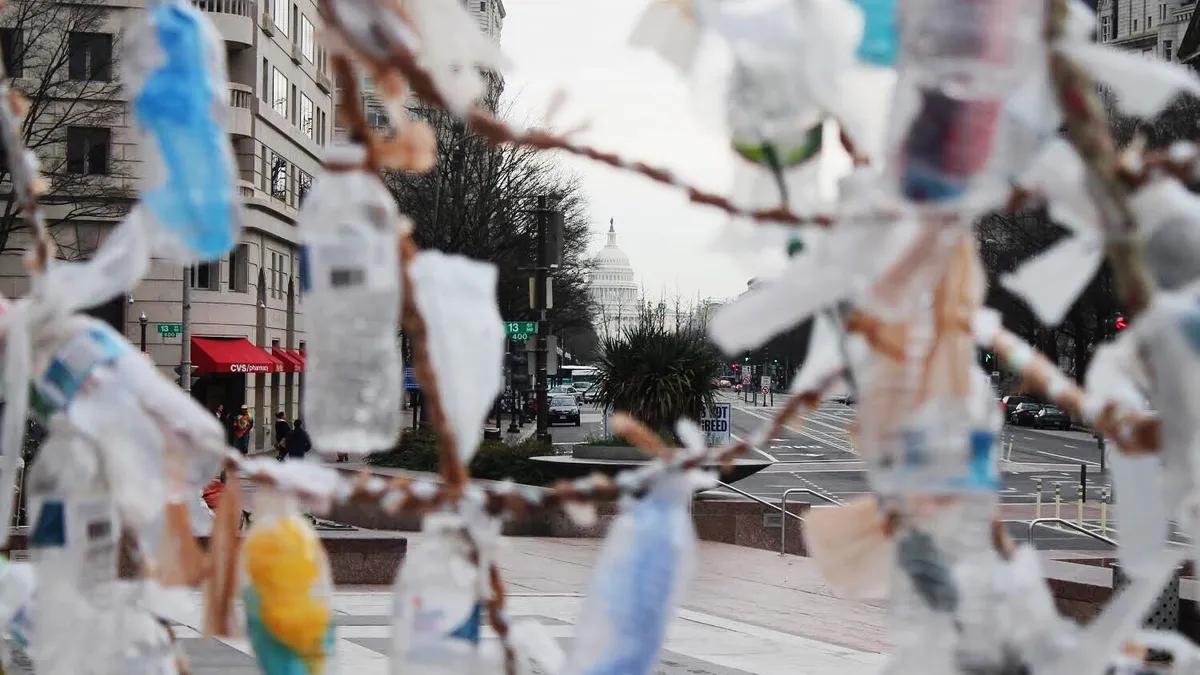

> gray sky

[{"left": 498, "top": 0, "right": 809, "bottom": 302}]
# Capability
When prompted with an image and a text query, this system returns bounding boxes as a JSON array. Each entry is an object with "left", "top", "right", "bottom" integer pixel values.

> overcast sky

[{"left": 497, "top": 0, "right": 843, "bottom": 303}]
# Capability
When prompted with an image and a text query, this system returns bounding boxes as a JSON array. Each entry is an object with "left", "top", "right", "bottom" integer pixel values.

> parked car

[
  {"left": 1009, "top": 402, "right": 1042, "bottom": 426},
  {"left": 549, "top": 385, "right": 581, "bottom": 403},
  {"left": 718, "top": 379, "right": 732, "bottom": 388},
  {"left": 1034, "top": 405, "right": 1072, "bottom": 430},
  {"left": 548, "top": 396, "right": 581, "bottom": 426},
  {"left": 579, "top": 385, "right": 600, "bottom": 404},
  {"left": 1001, "top": 395, "right": 1034, "bottom": 417}
]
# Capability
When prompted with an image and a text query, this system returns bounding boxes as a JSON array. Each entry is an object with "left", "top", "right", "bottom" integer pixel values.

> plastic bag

[
  {"left": 124, "top": 0, "right": 241, "bottom": 262},
  {"left": 565, "top": 473, "right": 697, "bottom": 675},
  {"left": 0, "top": 557, "right": 35, "bottom": 675},
  {"left": 390, "top": 511, "right": 495, "bottom": 675},
  {"left": 241, "top": 487, "right": 335, "bottom": 675},
  {"left": 409, "top": 251, "right": 505, "bottom": 465}
]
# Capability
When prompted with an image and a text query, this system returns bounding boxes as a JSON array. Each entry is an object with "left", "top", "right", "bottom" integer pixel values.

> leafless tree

[
  {"left": 382, "top": 102, "right": 598, "bottom": 358},
  {"left": 0, "top": 0, "right": 134, "bottom": 261}
]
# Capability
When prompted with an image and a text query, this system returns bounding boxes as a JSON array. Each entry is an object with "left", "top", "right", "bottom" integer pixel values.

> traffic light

[
  {"left": 1115, "top": 314, "right": 1127, "bottom": 331},
  {"left": 510, "top": 348, "right": 530, "bottom": 390},
  {"left": 173, "top": 364, "right": 199, "bottom": 388}
]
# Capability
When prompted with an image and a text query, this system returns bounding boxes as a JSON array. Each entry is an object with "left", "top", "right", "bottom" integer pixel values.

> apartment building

[
  {"left": 1097, "top": 0, "right": 1196, "bottom": 60},
  {"left": 0, "top": 0, "right": 336, "bottom": 450}
]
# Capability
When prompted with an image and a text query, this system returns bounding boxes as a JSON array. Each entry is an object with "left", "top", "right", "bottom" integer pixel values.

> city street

[{"left": 530, "top": 391, "right": 1129, "bottom": 552}]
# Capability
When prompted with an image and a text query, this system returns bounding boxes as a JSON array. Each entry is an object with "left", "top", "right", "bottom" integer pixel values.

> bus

[{"left": 558, "top": 365, "right": 598, "bottom": 388}]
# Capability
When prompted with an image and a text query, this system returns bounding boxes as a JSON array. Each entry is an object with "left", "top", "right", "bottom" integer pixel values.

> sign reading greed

[{"left": 229, "top": 363, "right": 274, "bottom": 374}]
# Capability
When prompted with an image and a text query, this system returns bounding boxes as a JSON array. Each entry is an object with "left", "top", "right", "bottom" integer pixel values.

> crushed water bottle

[
  {"left": 889, "top": 0, "right": 1044, "bottom": 203},
  {"left": 298, "top": 145, "right": 406, "bottom": 455}
]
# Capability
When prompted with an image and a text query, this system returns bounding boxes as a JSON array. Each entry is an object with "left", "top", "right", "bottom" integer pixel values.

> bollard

[
  {"left": 1101, "top": 487, "right": 1109, "bottom": 535},
  {"left": 1054, "top": 484, "right": 1062, "bottom": 520},
  {"left": 1077, "top": 491, "right": 1084, "bottom": 526},
  {"left": 1080, "top": 463, "right": 1087, "bottom": 504},
  {"left": 1034, "top": 478, "right": 1042, "bottom": 519}
]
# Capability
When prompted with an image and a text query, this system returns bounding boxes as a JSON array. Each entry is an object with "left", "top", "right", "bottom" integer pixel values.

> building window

[
  {"left": 1161, "top": 3, "right": 1168, "bottom": 20},
  {"left": 272, "top": 68, "right": 288, "bottom": 118},
  {"left": 297, "top": 170, "right": 312, "bottom": 205},
  {"left": 1165, "top": 40, "right": 1173, "bottom": 61},
  {"left": 366, "top": 105, "right": 389, "bottom": 129},
  {"left": 66, "top": 127, "right": 110, "bottom": 175},
  {"left": 68, "top": 32, "right": 112, "bottom": 81},
  {"left": 1134, "top": 18, "right": 1139, "bottom": 30},
  {"left": 189, "top": 262, "right": 219, "bottom": 291},
  {"left": 229, "top": 243, "right": 249, "bottom": 293},
  {"left": 318, "top": 109, "right": 326, "bottom": 145},
  {"left": 1147, "top": 16, "right": 1153, "bottom": 28},
  {"left": 300, "top": 94, "right": 314, "bottom": 138},
  {"left": 290, "top": 84, "right": 298, "bottom": 125},
  {"left": 291, "top": 3, "right": 299, "bottom": 41},
  {"left": 261, "top": 58, "right": 269, "bottom": 103},
  {"left": 1, "top": 29, "right": 24, "bottom": 78},
  {"left": 277, "top": 255, "right": 286, "bottom": 297},
  {"left": 270, "top": 152, "right": 288, "bottom": 201},
  {"left": 272, "top": 0, "right": 288, "bottom": 35},
  {"left": 270, "top": 252, "right": 277, "bottom": 297},
  {"left": 300, "top": 16, "right": 315, "bottom": 62}
]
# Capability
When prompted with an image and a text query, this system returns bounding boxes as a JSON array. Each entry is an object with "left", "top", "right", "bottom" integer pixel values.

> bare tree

[
  {"left": 0, "top": 0, "right": 134, "bottom": 260},
  {"left": 383, "top": 104, "right": 597, "bottom": 356}
]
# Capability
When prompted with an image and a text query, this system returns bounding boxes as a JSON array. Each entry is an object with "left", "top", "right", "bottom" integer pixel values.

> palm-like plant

[{"left": 593, "top": 321, "right": 722, "bottom": 439}]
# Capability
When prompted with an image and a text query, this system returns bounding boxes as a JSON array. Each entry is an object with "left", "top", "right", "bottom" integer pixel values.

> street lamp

[{"left": 139, "top": 313, "right": 148, "bottom": 353}]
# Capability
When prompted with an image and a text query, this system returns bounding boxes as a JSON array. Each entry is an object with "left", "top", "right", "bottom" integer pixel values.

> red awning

[
  {"left": 290, "top": 350, "right": 306, "bottom": 371},
  {"left": 192, "top": 337, "right": 284, "bottom": 375},
  {"left": 271, "top": 347, "right": 301, "bottom": 372}
]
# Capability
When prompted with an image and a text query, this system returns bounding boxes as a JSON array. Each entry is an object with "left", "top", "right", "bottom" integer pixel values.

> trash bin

[
  {"left": 484, "top": 427, "right": 502, "bottom": 441},
  {"left": 1112, "top": 563, "right": 1182, "bottom": 630}
]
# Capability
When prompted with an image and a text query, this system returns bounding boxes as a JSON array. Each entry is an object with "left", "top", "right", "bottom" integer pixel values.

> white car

[{"left": 549, "top": 386, "right": 581, "bottom": 403}]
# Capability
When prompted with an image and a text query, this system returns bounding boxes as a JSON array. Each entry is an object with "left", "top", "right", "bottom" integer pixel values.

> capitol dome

[{"left": 589, "top": 220, "right": 640, "bottom": 339}]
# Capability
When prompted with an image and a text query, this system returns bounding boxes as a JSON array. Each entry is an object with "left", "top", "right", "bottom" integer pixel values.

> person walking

[
  {"left": 283, "top": 419, "right": 313, "bottom": 460},
  {"left": 234, "top": 405, "right": 254, "bottom": 455},
  {"left": 273, "top": 411, "right": 292, "bottom": 461}
]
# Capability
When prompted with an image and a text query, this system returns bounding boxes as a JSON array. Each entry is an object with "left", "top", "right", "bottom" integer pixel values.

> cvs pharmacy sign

[{"left": 230, "top": 363, "right": 273, "bottom": 374}]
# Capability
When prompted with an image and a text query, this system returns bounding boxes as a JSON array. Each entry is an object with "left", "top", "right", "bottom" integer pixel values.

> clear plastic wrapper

[
  {"left": 1131, "top": 178, "right": 1200, "bottom": 293},
  {"left": 298, "top": 145, "right": 405, "bottom": 455},
  {"left": 241, "top": 487, "right": 335, "bottom": 675},
  {"left": 0, "top": 557, "right": 35, "bottom": 675},
  {"left": 124, "top": 0, "right": 241, "bottom": 261},
  {"left": 565, "top": 473, "right": 697, "bottom": 675},
  {"left": 390, "top": 511, "right": 495, "bottom": 675},
  {"left": 409, "top": 252, "right": 505, "bottom": 465}
]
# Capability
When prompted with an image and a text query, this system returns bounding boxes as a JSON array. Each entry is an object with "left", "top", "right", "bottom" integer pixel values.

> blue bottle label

[{"left": 33, "top": 325, "right": 129, "bottom": 413}]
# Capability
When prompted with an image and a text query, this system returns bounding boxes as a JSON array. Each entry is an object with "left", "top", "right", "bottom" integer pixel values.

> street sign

[
  {"left": 157, "top": 323, "right": 183, "bottom": 338},
  {"left": 699, "top": 402, "right": 732, "bottom": 446},
  {"left": 760, "top": 375, "right": 772, "bottom": 391},
  {"left": 403, "top": 366, "right": 420, "bottom": 391},
  {"left": 523, "top": 335, "right": 558, "bottom": 375},
  {"left": 741, "top": 373, "right": 751, "bottom": 385},
  {"left": 504, "top": 321, "right": 537, "bottom": 341}
]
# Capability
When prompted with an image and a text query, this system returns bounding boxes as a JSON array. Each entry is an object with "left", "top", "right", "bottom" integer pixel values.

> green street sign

[
  {"left": 157, "top": 323, "right": 182, "bottom": 337},
  {"left": 504, "top": 321, "right": 536, "bottom": 341}
]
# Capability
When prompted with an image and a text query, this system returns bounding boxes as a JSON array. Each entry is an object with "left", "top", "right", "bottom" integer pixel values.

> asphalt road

[{"left": 717, "top": 391, "right": 1124, "bottom": 552}]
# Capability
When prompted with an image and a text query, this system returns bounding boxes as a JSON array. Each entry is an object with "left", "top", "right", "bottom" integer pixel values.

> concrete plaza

[{"left": 179, "top": 537, "right": 890, "bottom": 675}]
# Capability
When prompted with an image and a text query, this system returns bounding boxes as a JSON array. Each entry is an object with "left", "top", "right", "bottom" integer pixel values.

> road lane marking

[{"left": 731, "top": 431, "right": 778, "bottom": 463}]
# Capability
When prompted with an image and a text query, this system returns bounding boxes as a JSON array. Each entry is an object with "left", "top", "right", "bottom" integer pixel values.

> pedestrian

[
  {"left": 273, "top": 411, "right": 292, "bottom": 461},
  {"left": 234, "top": 405, "right": 254, "bottom": 455},
  {"left": 214, "top": 403, "right": 224, "bottom": 420},
  {"left": 283, "top": 419, "right": 312, "bottom": 460}
]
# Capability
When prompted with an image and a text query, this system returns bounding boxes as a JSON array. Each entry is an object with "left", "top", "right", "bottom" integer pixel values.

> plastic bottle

[
  {"left": 890, "top": 0, "right": 1043, "bottom": 203},
  {"left": 390, "top": 512, "right": 489, "bottom": 675},
  {"left": 0, "top": 557, "right": 35, "bottom": 675},
  {"left": 848, "top": 0, "right": 897, "bottom": 66},
  {"left": 298, "top": 145, "right": 405, "bottom": 455}
]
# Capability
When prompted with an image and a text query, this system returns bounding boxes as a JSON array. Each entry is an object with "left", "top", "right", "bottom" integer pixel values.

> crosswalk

[{"left": 176, "top": 591, "right": 886, "bottom": 675}]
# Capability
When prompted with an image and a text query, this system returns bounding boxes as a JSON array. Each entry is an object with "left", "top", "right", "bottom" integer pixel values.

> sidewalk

[{"left": 177, "top": 537, "right": 889, "bottom": 675}]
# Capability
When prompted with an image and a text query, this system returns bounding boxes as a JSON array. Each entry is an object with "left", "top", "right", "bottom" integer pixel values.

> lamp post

[{"left": 139, "top": 313, "right": 148, "bottom": 353}]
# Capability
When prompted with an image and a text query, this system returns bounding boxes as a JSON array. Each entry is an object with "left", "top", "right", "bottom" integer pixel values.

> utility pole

[
  {"left": 534, "top": 196, "right": 551, "bottom": 444},
  {"left": 181, "top": 267, "right": 191, "bottom": 393}
]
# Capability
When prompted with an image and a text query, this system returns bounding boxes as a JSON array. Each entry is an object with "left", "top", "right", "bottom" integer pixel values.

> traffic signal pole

[
  {"left": 181, "top": 267, "right": 191, "bottom": 393},
  {"left": 535, "top": 196, "right": 551, "bottom": 444}
]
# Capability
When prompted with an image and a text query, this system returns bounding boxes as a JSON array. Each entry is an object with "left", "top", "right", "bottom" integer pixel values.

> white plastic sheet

[{"left": 409, "top": 251, "right": 505, "bottom": 464}]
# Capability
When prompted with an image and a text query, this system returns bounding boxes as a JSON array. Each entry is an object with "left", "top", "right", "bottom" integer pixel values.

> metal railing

[
  {"left": 1025, "top": 517, "right": 1117, "bottom": 547},
  {"left": 781, "top": 488, "right": 842, "bottom": 556},
  {"left": 193, "top": 0, "right": 254, "bottom": 16},
  {"left": 714, "top": 480, "right": 803, "bottom": 520}
]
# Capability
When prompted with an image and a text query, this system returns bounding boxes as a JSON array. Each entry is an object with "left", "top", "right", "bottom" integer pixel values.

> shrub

[
  {"left": 367, "top": 429, "right": 553, "bottom": 486},
  {"left": 593, "top": 322, "right": 722, "bottom": 438}
]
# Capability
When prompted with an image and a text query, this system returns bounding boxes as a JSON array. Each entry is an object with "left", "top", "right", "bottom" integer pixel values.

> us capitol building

[{"left": 589, "top": 220, "right": 642, "bottom": 340}]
